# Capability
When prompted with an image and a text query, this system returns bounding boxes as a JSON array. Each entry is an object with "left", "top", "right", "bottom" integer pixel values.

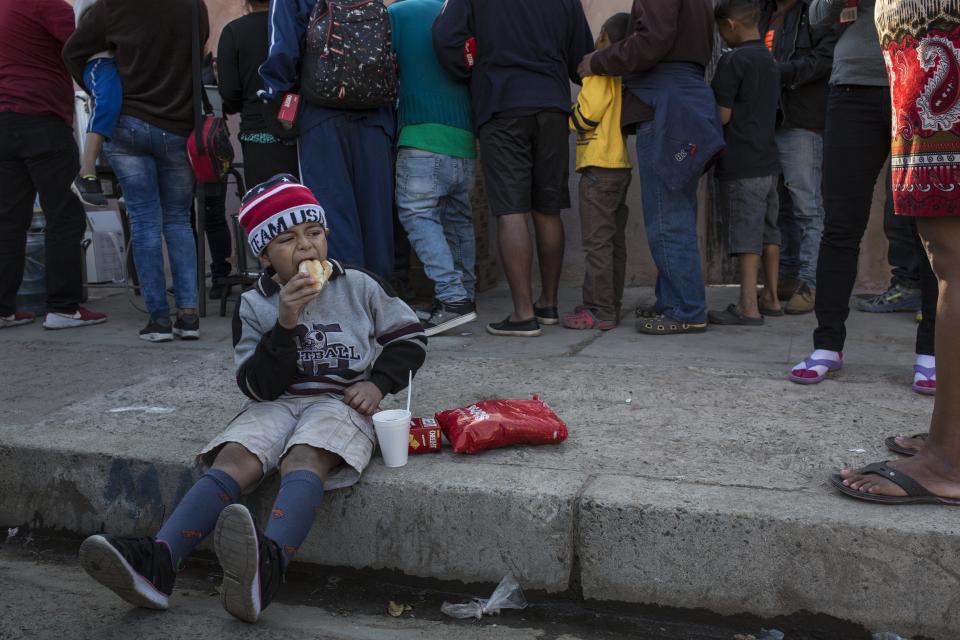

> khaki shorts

[{"left": 197, "top": 395, "right": 375, "bottom": 491}]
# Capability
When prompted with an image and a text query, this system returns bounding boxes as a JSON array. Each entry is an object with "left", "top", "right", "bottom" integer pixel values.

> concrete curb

[{"left": 2, "top": 444, "right": 958, "bottom": 638}]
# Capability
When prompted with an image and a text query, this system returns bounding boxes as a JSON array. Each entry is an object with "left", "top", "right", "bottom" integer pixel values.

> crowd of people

[{"left": 1, "top": 0, "right": 960, "bottom": 624}]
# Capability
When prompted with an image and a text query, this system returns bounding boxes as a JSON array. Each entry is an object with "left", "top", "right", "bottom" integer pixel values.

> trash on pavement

[
  {"left": 108, "top": 406, "right": 176, "bottom": 415},
  {"left": 848, "top": 448, "right": 866, "bottom": 453},
  {"left": 441, "top": 574, "right": 528, "bottom": 620},
  {"left": 435, "top": 396, "right": 568, "bottom": 454},
  {"left": 873, "top": 633, "right": 909, "bottom": 640},
  {"left": 6, "top": 527, "right": 18, "bottom": 542},
  {"left": 387, "top": 601, "right": 412, "bottom": 617}
]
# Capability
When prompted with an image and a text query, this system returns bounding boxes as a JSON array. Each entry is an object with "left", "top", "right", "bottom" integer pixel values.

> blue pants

[
  {"left": 775, "top": 127, "right": 824, "bottom": 287},
  {"left": 634, "top": 121, "right": 707, "bottom": 324},
  {"left": 395, "top": 148, "right": 476, "bottom": 303},
  {"left": 297, "top": 109, "right": 394, "bottom": 280},
  {"left": 104, "top": 115, "right": 198, "bottom": 318},
  {"left": 83, "top": 58, "right": 122, "bottom": 140}
]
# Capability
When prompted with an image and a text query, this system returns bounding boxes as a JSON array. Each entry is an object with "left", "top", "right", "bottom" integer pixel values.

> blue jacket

[
  {"left": 389, "top": 0, "right": 472, "bottom": 133},
  {"left": 260, "top": 0, "right": 394, "bottom": 133},
  {"left": 432, "top": 0, "right": 593, "bottom": 128},
  {"left": 625, "top": 63, "right": 725, "bottom": 191}
]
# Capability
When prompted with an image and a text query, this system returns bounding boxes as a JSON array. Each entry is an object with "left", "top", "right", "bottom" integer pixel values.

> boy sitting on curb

[
  {"left": 78, "top": 174, "right": 426, "bottom": 623},
  {"left": 708, "top": 0, "right": 782, "bottom": 326},
  {"left": 562, "top": 12, "right": 633, "bottom": 332}
]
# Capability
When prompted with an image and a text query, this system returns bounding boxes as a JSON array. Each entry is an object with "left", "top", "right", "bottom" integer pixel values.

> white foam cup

[{"left": 373, "top": 409, "right": 412, "bottom": 468}]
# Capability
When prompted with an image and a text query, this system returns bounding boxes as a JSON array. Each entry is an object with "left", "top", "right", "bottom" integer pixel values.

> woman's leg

[{"left": 841, "top": 217, "right": 960, "bottom": 498}]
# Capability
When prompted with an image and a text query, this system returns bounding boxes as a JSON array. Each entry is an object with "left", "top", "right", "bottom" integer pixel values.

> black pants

[
  {"left": 204, "top": 182, "right": 231, "bottom": 279},
  {"left": 241, "top": 140, "right": 300, "bottom": 189},
  {"left": 0, "top": 112, "right": 85, "bottom": 316},
  {"left": 814, "top": 85, "right": 936, "bottom": 355},
  {"left": 882, "top": 171, "right": 925, "bottom": 289}
]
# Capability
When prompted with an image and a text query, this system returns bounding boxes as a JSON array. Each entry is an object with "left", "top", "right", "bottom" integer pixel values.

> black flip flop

[
  {"left": 829, "top": 461, "right": 960, "bottom": 505},
  {"left": 884, "top": 432, "right": 929, "bottom": 457},
  {"left": 707, "top": 304, "right": 764, "bottom": 326}
]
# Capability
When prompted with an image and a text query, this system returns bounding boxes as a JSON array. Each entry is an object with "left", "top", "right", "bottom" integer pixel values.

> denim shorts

[{"left": 718, "top": 175, "right": 780, "bottom": 255}]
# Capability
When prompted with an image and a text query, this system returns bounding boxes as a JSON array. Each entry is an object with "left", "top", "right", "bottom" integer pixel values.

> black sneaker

[
  {"left": 486, "top": 315, "right": 541, "bottom": 337},
  {"left": 173, "top": 313, "right": 200, "bottom": 340},
  {"left": 139, "top": 316, "right": 173, "bottom": 342},
  {"left": 423, "top": 300, "right": 477, "bottom": 337},
  {"left": 534, "top": 305, "right": 559, "bottom": 325},
  {"left": 214, "top": 504, "right": 284, "bottom": 623},
  {"left": 71, "top": 175, "right": 108, "bottom": 207},
  {"left": 79, "top": 535, "right": 175, "bottom": 610}
]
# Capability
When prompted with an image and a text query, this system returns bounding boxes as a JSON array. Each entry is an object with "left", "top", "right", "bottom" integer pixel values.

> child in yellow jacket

[{"left": 562, "top": 12, "right": 633, "bottom": 331}]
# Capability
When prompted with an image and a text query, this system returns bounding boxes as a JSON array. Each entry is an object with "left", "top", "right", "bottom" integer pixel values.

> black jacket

[{"left": 758, "top": 0, "right": 838, "bottom": 131}]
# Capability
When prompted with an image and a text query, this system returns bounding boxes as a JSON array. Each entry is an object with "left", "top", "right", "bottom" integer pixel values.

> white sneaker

[{"left": 43, "top": 306, "right": 107, "bottom": 330}]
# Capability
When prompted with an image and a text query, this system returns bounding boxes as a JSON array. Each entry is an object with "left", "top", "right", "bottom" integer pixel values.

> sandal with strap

[
  {"left": 884, "top": 432, "right": 928, "bottom": 457},
  {"left": 829, "top": 461, "right": 960, "bottom": 505},
  {"left": 788, "top": 356, "right": 842, "bottom": 385},
  {"left": 912, "top": 365, "right": 936, "bottom": 396},
  {"left": 562, "top": 308, "right": 616, "bottom": 331},
  {"left": 635, "top": 313, "right": 707, "bottom": 335}
]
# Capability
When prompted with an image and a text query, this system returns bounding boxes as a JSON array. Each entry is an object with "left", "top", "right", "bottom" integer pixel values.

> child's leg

[
  {"left": 155, "top": 443, "right": 262, "bottom": 569},
  {"left": 80, "top": 133, "right": 105, "bottom": 178},
  {"left": 737, "top": 253, "right": 762, "bottom": 318},
  {"left": 761, "top": 243, "right": 782, "bottom": 311},
  {"left": 265, "top": 445, "right": 341, "bottom": 568}
]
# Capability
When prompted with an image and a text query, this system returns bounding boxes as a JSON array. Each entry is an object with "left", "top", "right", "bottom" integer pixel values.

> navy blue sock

[
  {"left": 264, "top": 469, "right": 325, "bottom": 568},
  {"left": 156, "top": 469, "right": 241, "bottom": 570}
]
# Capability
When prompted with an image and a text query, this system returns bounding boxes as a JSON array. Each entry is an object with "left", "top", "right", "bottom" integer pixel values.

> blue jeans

[
  {"left": 634, "top": 121, "right": 706, "bottom": 324},
  {"left": 104, "top": 115, "right": 198, "bottom": 317},
  {"left": 396, "top": 149, "right": 476, "bottom": 302},
  {"left": 775, "top": 127, "right": 824, "bottom": 287}
]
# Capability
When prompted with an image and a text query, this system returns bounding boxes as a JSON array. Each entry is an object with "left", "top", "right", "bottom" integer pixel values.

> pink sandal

[
  {"left": 789, "top": 355, "right": 843, "bottom": 384},
  {"left": 561, "top": 308, "right": 616, "bottom": 331},
  {"left": 913, "top": 364, "right": 936, "bottom": 396}
]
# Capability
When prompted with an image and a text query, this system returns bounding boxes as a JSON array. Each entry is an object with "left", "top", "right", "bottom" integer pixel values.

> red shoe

[
  {"left": 561, "top": 307, "right": 616, "bottom": 331},
  {"left": 43, "top": 306, "right": 107, "bottom": 330},
  {"left": 0, "top": 311, "right": 35, "bottom": 329}
]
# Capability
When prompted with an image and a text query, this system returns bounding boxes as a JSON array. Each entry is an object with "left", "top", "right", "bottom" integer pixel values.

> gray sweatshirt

[
  {"left": 232, "top": 261, "right": 427, "bottom": 402},
  {"left": 809, "top": 0, "right": 887, "bottom": 86}
]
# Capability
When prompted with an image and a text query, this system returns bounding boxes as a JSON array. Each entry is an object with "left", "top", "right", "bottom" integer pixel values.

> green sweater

[{"left": 389, "top": 0, "right": 475, "bottom": 158}]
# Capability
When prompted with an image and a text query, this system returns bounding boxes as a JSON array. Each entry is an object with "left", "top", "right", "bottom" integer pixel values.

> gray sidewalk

[{"left": 0, "top": 284, "right": 952, "bottom": 638}]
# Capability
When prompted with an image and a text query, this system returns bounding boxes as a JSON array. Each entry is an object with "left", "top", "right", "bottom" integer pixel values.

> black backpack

[{"left": 301, "top": 0, "right": 398, "bottom": 109}]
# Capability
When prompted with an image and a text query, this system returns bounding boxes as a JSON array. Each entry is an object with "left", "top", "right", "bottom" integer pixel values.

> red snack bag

[
  {"left": 435, "top": 395, "right": 568, "bottom": 454},
  {"left": 277, "top": 92, "right": 300, "bottom": 129},
  {"left": 408, "top": 417, "right": 442, "bottom": 455},
  {"left": 464, "top": 36, "right": 477, "bottom": 69}
]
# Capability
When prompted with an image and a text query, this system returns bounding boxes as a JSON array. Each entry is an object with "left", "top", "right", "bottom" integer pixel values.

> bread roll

[{"left": 298, "top": 259, "right": 333, "bottom": 291}]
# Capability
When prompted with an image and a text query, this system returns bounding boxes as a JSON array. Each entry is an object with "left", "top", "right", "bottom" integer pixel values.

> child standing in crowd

[
  {"left": 390, "top": 0, "right": 477, "bottom": 337},
  {"left": 71, "top": 0, "right": 121, "bottom": 208},
  {"left": 562, "top": 13, "right": 633, "bottom": 332},
  {"left": 77, "top": 175, "right": 426, "bottom": 623},
  {"left": 708, "top": 0, "right": 782, "bottom": 326}
]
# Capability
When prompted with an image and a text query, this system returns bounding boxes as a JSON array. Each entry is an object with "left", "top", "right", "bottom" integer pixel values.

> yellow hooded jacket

[{"left": 570, "top": 75, "right": 632, "bottom": 172}]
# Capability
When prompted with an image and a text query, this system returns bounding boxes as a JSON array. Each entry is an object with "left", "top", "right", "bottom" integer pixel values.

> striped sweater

[{"left": 232, "top": 261, "right": 426, "bottom": 402}]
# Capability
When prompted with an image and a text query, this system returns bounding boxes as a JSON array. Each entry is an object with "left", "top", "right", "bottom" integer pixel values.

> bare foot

[
  {"left": 839, "top": 454, "right": 960, "bottom": 499},
  {"left": 759, "top": 292, "right": 781, "bottom": 313},
  {"left": 893, "top": 434, "right": 927, "bottom": 454}
]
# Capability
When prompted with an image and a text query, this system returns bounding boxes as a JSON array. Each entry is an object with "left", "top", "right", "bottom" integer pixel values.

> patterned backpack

[{"left": 301, "top": 0, "right": 398, "bottom": 110}]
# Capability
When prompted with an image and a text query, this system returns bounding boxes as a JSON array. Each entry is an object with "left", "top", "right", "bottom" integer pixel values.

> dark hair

[
  {"left": 601, "top": 13, "right": 631, "bottom": 44},
  {"left": 714, "top": 0, "right": 760, "bottom": 25},
  {"left": 246, "top": 0, "right": 269, "bottom": 11}
]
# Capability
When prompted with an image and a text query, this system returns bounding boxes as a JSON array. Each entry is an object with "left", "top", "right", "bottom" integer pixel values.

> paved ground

[{"left": 0, "top": 283, "right": 950, "bottom": 639}]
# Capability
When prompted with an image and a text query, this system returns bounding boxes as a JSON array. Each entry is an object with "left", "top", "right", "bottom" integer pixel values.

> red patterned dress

[{"left": 876, "top": 0, "right": 960, "bottom": 216}]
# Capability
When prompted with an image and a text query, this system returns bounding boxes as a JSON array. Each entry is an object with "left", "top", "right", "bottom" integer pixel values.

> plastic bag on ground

[
  {"left": 435, "top": 395, "right": 568, "bottom": 454},
  {"left": 441, "top": 574, "right": 528, "bottom": 620}
]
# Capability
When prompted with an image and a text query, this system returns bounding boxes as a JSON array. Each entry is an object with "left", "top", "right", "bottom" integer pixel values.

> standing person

[
  {"left": 64, "top": 0, "right": 205, "bottom": 342},
  {"left": 217, "top": 0, "right": 300, "bottom": 189},
  {"left": 70, "top": 0, "right": 121, "bottom": 208},
  {"left": 200, "top": 53, "right": 233, "bottom": 300},
  {"left": 433, "top": 0, "right": 594, "bottom": 338},
  {"left": 561, "top": 13, "right": 633, "bottom": 332},
  {"left": 77, "top": 176, "right": 427, "bottom": 621},
  {"left": 833, "top": 0, "right": 960, "bottom": 506},
  {"left": 390, "top": 0, "right": 477, "bottom": 337},
  {"left": 758, "top": 0, "right": 838, "bottom": 314},
  {"left": 260, "top": 0, "right": 396, "bottom": 280},
  {"left": 0, "top": 0, "right": 107, "bottom": 330},
  {"left": 787, "top": 0, "right": 938, "bottom": 395},
  {"left": 579, "top": 0, "right": 725, "bottom": 336},
  {"left": 707, "top": 0, "right": 782, "bottom": 327}
]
